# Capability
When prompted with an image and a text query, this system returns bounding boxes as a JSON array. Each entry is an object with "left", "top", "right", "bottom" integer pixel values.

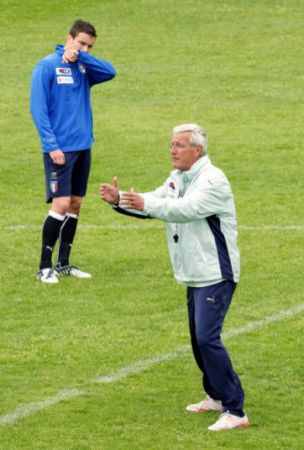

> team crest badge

[
  {"left": 78, "top": 63, "right": 86, "bottom": 74},
  {"left": 50, "top": 172, "right": 58, "bottom": 193}
]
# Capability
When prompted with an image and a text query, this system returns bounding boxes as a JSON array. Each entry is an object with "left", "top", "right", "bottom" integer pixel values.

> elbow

[
  {"left": 109, "top": 67, "right": 116, "bottom": 79},
  {"left": 102, "top": 68, "right": 116, "bottom": 83},
  {"left": 107, "top": 62, "right": 116, "bottom": 79}
]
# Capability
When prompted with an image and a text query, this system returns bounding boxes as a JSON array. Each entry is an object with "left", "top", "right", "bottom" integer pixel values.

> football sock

[
  {"left": 39, "top": 210, "right": 65, "bottom": 270},
  {"left": 57, "top": 213, "right": 78, "bottom": 267}
]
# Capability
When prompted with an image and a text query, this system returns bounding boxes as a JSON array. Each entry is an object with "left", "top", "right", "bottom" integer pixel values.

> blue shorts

[{"left": 43, "top": 150, "right": 91, "bottom": 203}]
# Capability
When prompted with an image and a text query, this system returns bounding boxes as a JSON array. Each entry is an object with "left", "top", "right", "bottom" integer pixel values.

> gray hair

[{"left": 173, "top": 123, "right": 208, "bottom": 154}]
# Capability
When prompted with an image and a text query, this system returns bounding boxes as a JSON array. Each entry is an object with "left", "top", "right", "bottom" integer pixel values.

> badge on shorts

[{"left": 50, "top": 172, "right": 58, "bottom": 193}]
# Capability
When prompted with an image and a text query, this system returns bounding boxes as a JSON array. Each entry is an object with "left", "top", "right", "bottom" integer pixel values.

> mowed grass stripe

[
  {"left": 4, "top": 224, "right": 304, "bottom": 231},
  {"left": 1, "top": 303, "right": 303, "bottom": 426}
]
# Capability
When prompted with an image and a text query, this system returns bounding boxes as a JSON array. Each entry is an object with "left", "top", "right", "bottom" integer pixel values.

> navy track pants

[{"left": 187, "top": 281, "right": 245, "bottom": 417}]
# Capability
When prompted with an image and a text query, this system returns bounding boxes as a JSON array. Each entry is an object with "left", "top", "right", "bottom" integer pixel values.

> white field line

[
  {"left": 0, "top": 389, "right": 83, "bottom": 426},
  {"left": 0, "top": 303, "right": 303, "bottom": 426},
  {"left": 93, "top": 349, "right": 189, "bottom": 384},
  {"left": 3, "top": 224, "right": 304, "bottom": 231},
  {"left": 238, "top": 225, "right": 304, "bottom": 231},
  {"left": 94, "top": 302, "right": 304, "bottom": 384}
]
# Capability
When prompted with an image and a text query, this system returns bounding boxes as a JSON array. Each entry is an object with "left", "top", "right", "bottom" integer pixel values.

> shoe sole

[
  {"left": 54, "top": 272, "right": 91, "bottom": 279},
  {"left": 208, "top": 421, "right": 250, "bottom": 431},
  {"left": 36, "top": 274, "right": 59, "bottom": 284},
  {"left": 37, "top": 278, "right": 58, "bottom": 284},
  {"left": 186, "top": 407, "right": 223, "bottom": 414},
  {"left": 238, "top": 422, "right": 250, "bottom": 429}
]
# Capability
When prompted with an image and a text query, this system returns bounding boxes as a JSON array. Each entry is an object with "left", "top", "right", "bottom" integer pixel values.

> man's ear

[{"left": 196, "top": 145, "right": 204, "bottom": 157}]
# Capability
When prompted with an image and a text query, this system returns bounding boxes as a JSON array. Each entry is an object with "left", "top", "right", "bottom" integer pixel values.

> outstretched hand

[
  {"left": 100, "top": 176, "right": 120, "bottom": 204},
  {"left": 119, "top": 189, "right": 145, "bottom": 211}
]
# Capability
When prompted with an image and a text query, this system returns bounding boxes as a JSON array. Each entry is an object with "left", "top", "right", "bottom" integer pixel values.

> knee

[
  {"left": 195, "top": 326, "right": 220, "bottom": 351},
  {"left": 52, "top": 197, "right": 71, "bottom": 215},
  {"left": 69, "top": 196, "right": 82, "bottom": 215},
  {"left": 196, "top": 330, "right": 212, "bottom": 349}
]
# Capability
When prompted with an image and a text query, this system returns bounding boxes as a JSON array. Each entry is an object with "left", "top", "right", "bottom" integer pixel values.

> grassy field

[{"left": 0, "top": 0, "right": 303, "bottom": 448}]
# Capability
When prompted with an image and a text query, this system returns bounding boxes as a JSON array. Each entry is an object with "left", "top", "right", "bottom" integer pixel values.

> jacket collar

[
  {"left": 55, "top": 44, "right": 64, "bottom": 56},
  {"left": 174, "top": 155, "right": 210, "bottom": 184}
]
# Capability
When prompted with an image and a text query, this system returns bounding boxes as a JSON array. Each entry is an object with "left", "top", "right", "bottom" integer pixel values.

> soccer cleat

[
  {"left": 54, "top": 264, "right": 92, "bottom": 279},
  {"left": 37, "top": 268, "right": 59, "bottom": 284},
  {"left": 186, "top": 396, "right": 223, "bottom": 414},
  {"left": 208, "top": 412, "right": 250, "bottom": 431}
]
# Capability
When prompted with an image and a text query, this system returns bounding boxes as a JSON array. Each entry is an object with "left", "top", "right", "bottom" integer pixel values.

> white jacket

[{"left": 141, "top": 155, "right": 240, "bottom": 287}]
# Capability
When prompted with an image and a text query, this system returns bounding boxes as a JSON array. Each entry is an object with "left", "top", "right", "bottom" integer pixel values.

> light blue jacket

[{"left": 141, "top": 155, "right": 240, "bottom": 287}]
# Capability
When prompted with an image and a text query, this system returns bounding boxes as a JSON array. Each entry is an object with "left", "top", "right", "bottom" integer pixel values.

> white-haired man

[{"left": 100, "top": 124, "right": 249, "bottom": 431}]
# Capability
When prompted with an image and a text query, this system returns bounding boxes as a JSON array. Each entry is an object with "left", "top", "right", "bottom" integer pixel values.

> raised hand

[{"left": 100, "top": 176, "right": 120, "bottom": 204}]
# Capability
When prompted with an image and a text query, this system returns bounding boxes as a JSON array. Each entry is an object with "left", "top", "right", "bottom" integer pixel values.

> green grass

[{"left": 0, "top": 0, "right": 303, "bottom": 448}]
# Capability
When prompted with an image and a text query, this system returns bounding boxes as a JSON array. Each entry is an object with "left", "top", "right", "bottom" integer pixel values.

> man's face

[
  {"left": 65, "top": 32, "right": 95, "bottom": 53},
  {"left": 170, "top": 132, "right": 202, "bottom": 171}
]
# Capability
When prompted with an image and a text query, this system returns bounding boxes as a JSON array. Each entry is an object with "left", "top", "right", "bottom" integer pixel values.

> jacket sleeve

[
  {"left": 30, "top": 63, "right": 59, "bottom": 152},
  {"left": 142, "top": 175, "right": 233, "bottom": 223},
  {"left": 142, "top": 179, "right": 170, "bottom": 200},
  {"left": 77, "top": 51, "right": 116, "bottom": 86},
  {"left": 108, "top": 181, "right": 168, "bottom": 220}
]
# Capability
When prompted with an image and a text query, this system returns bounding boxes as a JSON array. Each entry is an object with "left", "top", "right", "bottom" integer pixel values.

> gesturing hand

[
  {"left": 100, "top": 176, "right": 120, "bottom": 204},
  {"left": 119, "top": 189, "right": 145, "bottom": 211}
]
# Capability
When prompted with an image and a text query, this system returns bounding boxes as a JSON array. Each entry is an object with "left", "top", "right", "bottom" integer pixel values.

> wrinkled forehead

[{"left": 171, "top": 131, "right": 191, "bottom": 142}]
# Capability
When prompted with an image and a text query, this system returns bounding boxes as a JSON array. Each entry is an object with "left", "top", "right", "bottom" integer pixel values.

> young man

[
  {"left": 100, "top": 124, "right": 249, "bottom": 431},
  {"left": 31, "top": 19, "right": 116, "bottom": 283}
]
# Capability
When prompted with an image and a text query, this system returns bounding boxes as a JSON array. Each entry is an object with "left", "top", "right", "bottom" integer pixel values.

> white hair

[{"left": 173, "top": 123, "right": 208, "bottom": 154}]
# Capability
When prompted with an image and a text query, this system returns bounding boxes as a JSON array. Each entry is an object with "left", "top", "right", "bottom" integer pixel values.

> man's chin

[{"left": 173, "top": 163, "right": 185, "bottom": 171}]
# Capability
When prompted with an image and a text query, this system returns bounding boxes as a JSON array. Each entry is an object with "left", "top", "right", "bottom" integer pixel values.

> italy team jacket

[{"left": 30, "top": 44, "right": 116, "bottom": 153}]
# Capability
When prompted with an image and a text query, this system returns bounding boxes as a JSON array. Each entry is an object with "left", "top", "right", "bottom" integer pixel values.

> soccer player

[
  {"left": 100, "top": 124, "right": 249, "bottom": 431},
  {"left": 31, "top": 19, "right": 116, "bottom": 283}
]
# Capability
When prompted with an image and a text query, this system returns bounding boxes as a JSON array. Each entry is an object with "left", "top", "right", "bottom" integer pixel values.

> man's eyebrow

[{"left": 79, "top": 40, "right": 94, "bottom": 48}]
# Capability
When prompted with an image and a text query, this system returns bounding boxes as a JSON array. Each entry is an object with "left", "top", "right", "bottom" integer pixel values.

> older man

[{"left": 100, "top": 124, "right": 249, "bottom": 431}]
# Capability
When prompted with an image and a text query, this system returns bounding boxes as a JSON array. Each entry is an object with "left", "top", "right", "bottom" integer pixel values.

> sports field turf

[{"left": 0, "top": 0, "right": 303, "bottom": 448}]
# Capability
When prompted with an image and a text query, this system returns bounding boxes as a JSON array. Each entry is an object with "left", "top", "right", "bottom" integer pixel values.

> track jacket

[
  {"left": 30, "top": 44, "right": 116, "bottom": 153},
  {"left": 141, "top": 155, "right": 240, "bottom": 287}
]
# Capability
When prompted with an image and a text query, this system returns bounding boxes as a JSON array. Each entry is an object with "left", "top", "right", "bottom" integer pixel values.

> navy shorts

[{"left": 43, "top": 150, "right": 91, "bottom": 203}]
